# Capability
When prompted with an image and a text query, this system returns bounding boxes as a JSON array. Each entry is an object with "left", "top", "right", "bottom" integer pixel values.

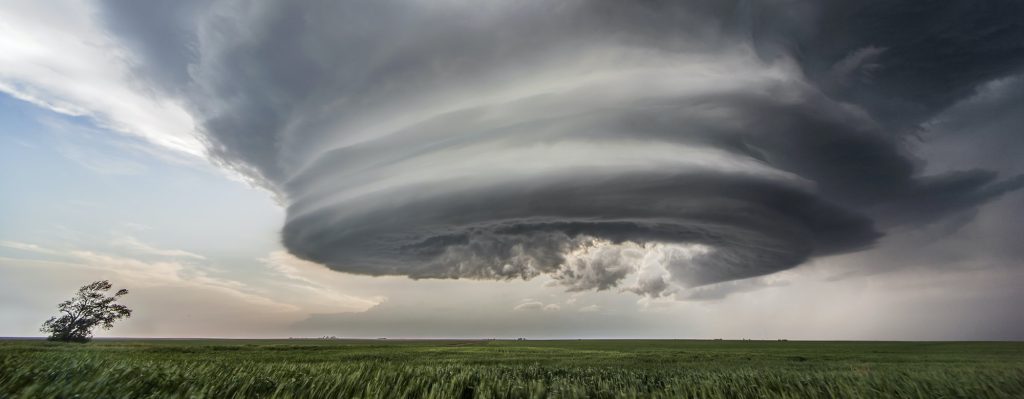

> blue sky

[{"left": 0, "top": 93, "right": 281, "bottom": 259}]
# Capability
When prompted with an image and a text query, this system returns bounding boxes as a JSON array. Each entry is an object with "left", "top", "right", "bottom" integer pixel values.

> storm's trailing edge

[{"left": 94, "top": 0, "right": 1024, "bottom": 295}]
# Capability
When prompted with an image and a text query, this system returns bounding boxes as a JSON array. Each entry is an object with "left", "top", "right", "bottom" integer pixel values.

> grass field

[{"left": 1, "top": 339, "right": 1023, "bottom": 398}]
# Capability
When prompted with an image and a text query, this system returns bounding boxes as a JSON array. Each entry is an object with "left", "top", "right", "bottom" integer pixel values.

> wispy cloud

[
  {"left": 261, "top": 251, "right": 383, "bottom": 313},
  {"left": 0, "top": 1, "right": 202, "bottom": 156},
  {"left": 0, "top": 240, "right": 58, "bottom": 255},
  {"left": 110, "top": 235, "right": 205, "bottom": 260},
  {"left": 66, "top": 250, "right": 294, "bottom": 311},
  {"left": 1, "top": 241, "right": 375, "bottom": 315},
  {"left": 513, "top": 300, "right": 561, "bottom": 312}
]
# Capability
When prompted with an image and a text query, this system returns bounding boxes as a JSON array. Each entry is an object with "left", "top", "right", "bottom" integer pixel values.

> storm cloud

[{"left": 95, "top": 0, "right": 1024, "bottom": 295}]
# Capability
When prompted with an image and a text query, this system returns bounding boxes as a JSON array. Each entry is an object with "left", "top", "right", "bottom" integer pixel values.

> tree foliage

[{"left": 41, "top": 280, "right": 132, "bottom": 342}]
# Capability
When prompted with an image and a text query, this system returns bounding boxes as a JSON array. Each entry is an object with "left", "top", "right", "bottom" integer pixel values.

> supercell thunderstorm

[{"left": 104, "top": 0, "right": 1024, "bottom": 296}]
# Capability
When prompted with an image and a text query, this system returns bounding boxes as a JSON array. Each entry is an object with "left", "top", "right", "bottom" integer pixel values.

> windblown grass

[{"left": 1, "top": 339, "right": 1022, "bottom": 398}]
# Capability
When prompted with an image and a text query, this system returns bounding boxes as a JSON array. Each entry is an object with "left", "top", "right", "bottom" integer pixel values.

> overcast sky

[{"left": 2, "top": 0, "right": 1023, "bottom": 339}]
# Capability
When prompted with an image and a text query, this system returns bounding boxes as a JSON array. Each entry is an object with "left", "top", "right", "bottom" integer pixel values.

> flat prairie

[{"left": 1, "top": 339, "right": 1022, "bottom": 398}]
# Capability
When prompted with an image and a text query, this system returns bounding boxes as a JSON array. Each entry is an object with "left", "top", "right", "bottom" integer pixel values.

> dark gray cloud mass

[{"left": 99, "top": 0, "right": 1024, "bottom": 295}]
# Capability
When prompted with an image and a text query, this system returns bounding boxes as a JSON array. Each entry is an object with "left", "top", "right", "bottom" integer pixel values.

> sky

[{"left": 1, "top": 0, "right": 1023, "bottom": 340}]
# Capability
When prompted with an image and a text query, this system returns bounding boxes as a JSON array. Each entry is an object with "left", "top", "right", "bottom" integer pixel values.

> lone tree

[{"left": 41, "top": 280, "right": 132, "bottom": 342}]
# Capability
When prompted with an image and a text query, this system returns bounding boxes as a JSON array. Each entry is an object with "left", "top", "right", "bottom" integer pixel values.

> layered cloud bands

[{"left": 93, "top": 0, "right": 1024, "bottom": 294}]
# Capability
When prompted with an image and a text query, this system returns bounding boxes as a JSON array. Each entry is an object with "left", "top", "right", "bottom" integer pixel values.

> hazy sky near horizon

[{"left": 2, "top": 0, "right": 1024, "bottom": 339}]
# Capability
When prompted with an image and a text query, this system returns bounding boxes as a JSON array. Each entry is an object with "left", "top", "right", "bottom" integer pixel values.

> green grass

[{"left": 1, "top": 339, "right": 1022, "bottom": 398}]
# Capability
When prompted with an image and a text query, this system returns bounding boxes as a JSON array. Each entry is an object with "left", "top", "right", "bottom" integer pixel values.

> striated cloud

[{"left": 26, "top": 0, "right": 1024, "bottom": 296}]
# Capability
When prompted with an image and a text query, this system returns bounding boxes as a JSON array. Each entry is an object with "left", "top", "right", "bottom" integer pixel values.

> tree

[{"left": 41, "top": 280, "right": 132, "bottom": 342}]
